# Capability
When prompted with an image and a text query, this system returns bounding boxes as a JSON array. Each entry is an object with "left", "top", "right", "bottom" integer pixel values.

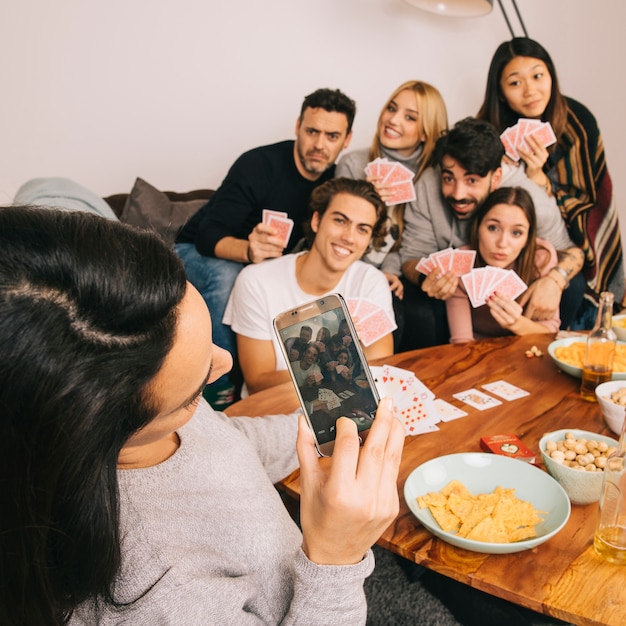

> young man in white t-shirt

[{"left": 224, "top": 177, "right": 394, "bottom": 395}]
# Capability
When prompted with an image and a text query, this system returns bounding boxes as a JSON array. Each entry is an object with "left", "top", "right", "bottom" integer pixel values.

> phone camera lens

[{"left": 320, "top": 299, "right": 325, "bottom": 305}]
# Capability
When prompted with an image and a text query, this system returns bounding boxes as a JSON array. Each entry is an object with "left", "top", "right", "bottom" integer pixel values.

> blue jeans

[{"left": 174, "top": 243, "right": 243, "bottom": 383}]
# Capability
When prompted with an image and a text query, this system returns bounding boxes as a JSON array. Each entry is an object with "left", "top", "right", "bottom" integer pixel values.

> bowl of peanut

[
  {"left": 595, "top": 381, "right": 626, "bottom": 436},
  {"left": 539, "top": 429, "right": 618, "bottom": 505}
]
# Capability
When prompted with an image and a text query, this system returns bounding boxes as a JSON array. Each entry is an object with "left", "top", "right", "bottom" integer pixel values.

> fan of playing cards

[
  {"left": 416, "top": 247, "right": 476, "bottom": 277},
  {"left": 364, "top": 157, "right": 416, "bottom": 206},
  {"left": 500, "top": 118, "right": 557, "bottom": 162},
  {"left": 461, "top": 266, "right": 527, "bottom": 308},
  {"left": 345, "top": 297, "right": 397, "bottom": 348}
]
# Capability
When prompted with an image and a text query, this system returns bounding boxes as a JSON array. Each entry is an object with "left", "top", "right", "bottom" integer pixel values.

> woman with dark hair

[
  {"left": 446, "top": 187, "right": 560, "bottom": 343},
  {"left": 0, "top": 206, "right": 403, "bottom": 625},
  {"left": 477, "top": 37, "right": 624, "bottom": 326}
]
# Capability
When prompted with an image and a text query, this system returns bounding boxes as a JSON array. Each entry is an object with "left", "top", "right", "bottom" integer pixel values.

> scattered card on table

[
  {"left": 481, "top": 380, "right": 530, "bottom": 401},
  {"left": 433, "top": 398, "right": 468, "bottom": 421},
  {"left": 452, "top": 388, "right": 502, "bottom": 410}
]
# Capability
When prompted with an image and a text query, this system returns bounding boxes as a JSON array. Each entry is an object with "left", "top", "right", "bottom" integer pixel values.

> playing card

[
  {"left": 527, "top": 121, "right": 557, "bottom": 148},
  {"left": 345, "top": 298, "right": 361, "bottom": 318},
  {"left": 452, "top": 388, "right": 502, "bottom": 411},
  {"left": 433, "top": 398, "right": 468, "bottom": 421},
  {"left": 416, "top": 256, "right": 436, "bottom": 275},
  {"left": 500, "top": 126, "right": 520, "bottom": 161},
  {"left": 262, "top": 208, "right": 288, "bottom": 224},
  {"left": 450, "top": 249, "right": 476, "bottom": 276},
  {"left": 381, "top": 162, "right": 414, "bottom": 186},
  {"left": 318, "top": 387, "right": 341, "bottom": 409},
  {"left": 266, "top": 214, "right": 294, "bottom": 248},
  {"left": 352, "top": 298, "right": 379, "bottom": 320},
  {"left": 491, "top": 269, "right": 527, "bottom": 301},
  {"left": 482, "top": 380, "right": 530, "bottom": 401},
  {"left": 356, "top": 307, "right": 397, "bottom": 347},
  {"left": 385, "top": 180, "right": 416, "bottom": 206},
  {"left": 432, "top": 247, "right": 454, "bottom": 273}
]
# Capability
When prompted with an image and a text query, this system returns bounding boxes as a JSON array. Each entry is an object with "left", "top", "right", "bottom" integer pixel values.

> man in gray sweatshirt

[{"left": 396, "top": 118, "right": 585, "bottom": 350}]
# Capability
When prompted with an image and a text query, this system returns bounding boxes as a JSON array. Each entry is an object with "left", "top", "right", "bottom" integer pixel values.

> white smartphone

[{"left": 273, "top": 293, "right": 380, "bottom": 456}]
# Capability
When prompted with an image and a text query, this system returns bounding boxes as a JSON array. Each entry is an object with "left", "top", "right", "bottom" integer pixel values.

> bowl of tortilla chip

[
  {"left": 547, "top": 337, "right": 626, "bottom": 380},
  {"left": 404, "top": 453, "right": 571, "bottom": 554}
]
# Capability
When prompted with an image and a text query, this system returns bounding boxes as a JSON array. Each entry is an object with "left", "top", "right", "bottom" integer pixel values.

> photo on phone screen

[{"left": 273, "top": 294, "right": 380, "bottom": 456}]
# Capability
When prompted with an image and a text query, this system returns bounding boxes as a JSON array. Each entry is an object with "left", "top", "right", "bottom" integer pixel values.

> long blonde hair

[{"left": 368, "top": 80, "right": 449, "bottom": 181}]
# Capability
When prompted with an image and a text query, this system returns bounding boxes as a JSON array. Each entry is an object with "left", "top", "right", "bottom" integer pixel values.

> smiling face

[
  {"left": 301, "top": 345, "right": 319, "bottom": 367},
  {"left": 477, "top": 203, "right": 530, "bottom": 268},
  {"left": 440, "top": 156, "right": 502, "bottom": 221},
  {"left": 309, "top": 192, "right": 377, "bottom": 273},
  {"left": 500, "top": 56, "right": 553, "bottom": 120},
  {"left": 377, "top": 89, "right": 425, "bottom": 156},
  {"left": 294, "top": 107, "right": 352, "bottom": 180},
  {"left": 118, "top": 283, "right": 232, "bottom": 467}
]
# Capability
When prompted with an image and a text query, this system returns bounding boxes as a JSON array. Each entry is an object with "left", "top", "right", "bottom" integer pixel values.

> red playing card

[
  {"left": 266, "top": 214, "right": 294, "bottom": 247},
  {"left": 416, "top": 256, "right": 433, "bottom": 275},
  {"left": 450, "top": 249, "right": 476, "bottom": 276},
  {"left": 491, "top": 269, "right": 527, "bottom": 301},
  {"left": 376, "top": 160, "right": 395, "bottom": 182},
  {"left": 262, "top": 208, "right": 288, "bottom": 224},
  {"left": 381, "top": 162, "right": 414, "bottom": 186},
  {"left": 385, "top": 180, "right": 416, "bottom": 206},
  {"left": 500, "top": 126, "right": 520, "bottom": 161},
  {"left": 527, "top": 122, "right": 557, "bottom": 148},
  {"left": 356, "top": 307, "right": 397, "bottom": 347},
  {"left": 432, "top": 248, "right": 454, "bottom": 273}
]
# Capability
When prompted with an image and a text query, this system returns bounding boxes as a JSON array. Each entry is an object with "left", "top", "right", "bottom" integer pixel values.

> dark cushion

[{"left": 114, "top": 177, "right": 211, "bottom": 244}]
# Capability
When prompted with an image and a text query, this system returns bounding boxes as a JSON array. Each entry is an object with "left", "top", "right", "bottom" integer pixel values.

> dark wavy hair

[
  {"left": 476, "top": 37, "right": 569, "bottom": 139},
  {"left": 0, "top": 207, "right": 187, "bottom": 624},
  {"left": 303, "top": 177, "right": 387, "bottom": 248},
  {"left": 469, "top": 186, "right": 538, "bottom": 286},
  {"left": 435, "top": 117, "right": 504, "bottom": 177},
  {"left": 300, "top": 88, "right": 357, "bottom": 133}
]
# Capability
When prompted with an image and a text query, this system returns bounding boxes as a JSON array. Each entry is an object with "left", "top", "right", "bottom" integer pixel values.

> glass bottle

[
  {"left": 593, "top": 411, "right": 626, "bottom": 564},
  {"left": 580, "top": 292, "right": 617, "bottom": 402}
]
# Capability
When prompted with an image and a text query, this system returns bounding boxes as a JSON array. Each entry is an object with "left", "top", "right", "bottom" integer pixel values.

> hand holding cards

[
  {"left": 416, "top": 247, "right": 476, "bottom": 277},
  {"left": 262, "top": 209, "right": 294, "bottom": 248},
  {"left": 500, "top": 118, "right": 557, "bottom": 162},
  {"left": 364, "top": 157, "right": 416, "bottom": 206}
]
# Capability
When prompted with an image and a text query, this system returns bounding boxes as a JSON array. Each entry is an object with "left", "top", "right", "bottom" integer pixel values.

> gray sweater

[
  {"left": 398, "top": 163, "right": 575, "bottom": 267},
  {"left": 71, "top": 401, "right": 373, "bottom": 625}
]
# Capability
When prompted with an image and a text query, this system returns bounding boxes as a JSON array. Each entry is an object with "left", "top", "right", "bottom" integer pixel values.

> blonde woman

[{"left": 336, "top": 80, "right": 448, "bottom": 300}]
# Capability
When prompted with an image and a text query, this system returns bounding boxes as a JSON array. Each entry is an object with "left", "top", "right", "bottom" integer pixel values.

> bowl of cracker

[
  {"left": 539, "top": 429, "right": 619, "bottom": 505},
  {"left": 595, "top": 380, "right": 626, "bottom": 436},
  {"left": 404, "top": 453, "right": 570, "bottom": 554},
  {"left": 612, "top": 313, "right": 626, "bottom": 342},
  {"left": 547, "top": 337, "right": 626, "bottom": 380}
]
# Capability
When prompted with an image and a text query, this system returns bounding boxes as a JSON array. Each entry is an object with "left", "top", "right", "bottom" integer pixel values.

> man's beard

[{"left": 296, "top": 146, "right": 329, "bottom": 176}]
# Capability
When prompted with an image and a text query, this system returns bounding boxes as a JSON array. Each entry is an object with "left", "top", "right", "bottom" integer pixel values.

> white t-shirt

[{"left": 223, "top": 252, "right": 394, "bottom": 375}]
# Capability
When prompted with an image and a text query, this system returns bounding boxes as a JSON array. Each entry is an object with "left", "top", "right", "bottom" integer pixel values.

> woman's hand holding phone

[{"left": 296, "top": 397, "right": 404, "bottom": 566}]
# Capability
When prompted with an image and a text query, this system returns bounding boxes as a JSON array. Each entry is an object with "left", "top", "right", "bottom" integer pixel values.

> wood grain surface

[{"left": 226, "top": 334, "right": 626, "bottom": 626}]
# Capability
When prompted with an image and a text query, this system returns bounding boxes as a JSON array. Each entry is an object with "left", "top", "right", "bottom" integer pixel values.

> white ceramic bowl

[
  {"left": 539, "top": 429, "right": 619, "bottom": 505},
  {"left": 547, "top": 337, "right": 626, "bottom": 380},
  {"left": 404, "top": 453, "right": 570, "bottom": 554},
  {"left": 595, "top": 380, "right": 626, "bottom": 435},
  {"left": 612, "top": 313, "right": 626, "bottom": 342}
]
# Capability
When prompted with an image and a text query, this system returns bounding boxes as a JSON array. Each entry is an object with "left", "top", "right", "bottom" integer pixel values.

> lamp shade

[{"left": 403, "top": 0, "right": 493, "bottom": 18}]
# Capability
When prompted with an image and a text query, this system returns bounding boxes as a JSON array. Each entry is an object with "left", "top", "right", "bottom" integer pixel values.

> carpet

[{"left": 364, "top": 546, "right": 573, "bottom": 626}]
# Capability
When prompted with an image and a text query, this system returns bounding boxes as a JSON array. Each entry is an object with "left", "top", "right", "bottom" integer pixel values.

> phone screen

[{"left": 274, "top": 294, "right": 379, "bottom": 456}]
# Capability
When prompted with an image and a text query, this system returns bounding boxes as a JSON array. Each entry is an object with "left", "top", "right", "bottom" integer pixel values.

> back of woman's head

[
  {"left": 371, "top": 80, "right": 449, "bottom": 178},
  {"left": 0, "top": 207, "right": 187, "bottom": 624},
  {"left": 476, "top": 37, "right": 568, "bottom": 136}
]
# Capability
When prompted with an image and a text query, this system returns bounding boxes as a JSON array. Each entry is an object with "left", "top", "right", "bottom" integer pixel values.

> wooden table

[{"left": 226, "top": 334, "right": 626, "bottom": 626}]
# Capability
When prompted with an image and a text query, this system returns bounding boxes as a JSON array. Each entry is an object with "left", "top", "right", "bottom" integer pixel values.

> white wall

[{"left": 2, "top": 0, "right": 625, "bottom": 244}]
